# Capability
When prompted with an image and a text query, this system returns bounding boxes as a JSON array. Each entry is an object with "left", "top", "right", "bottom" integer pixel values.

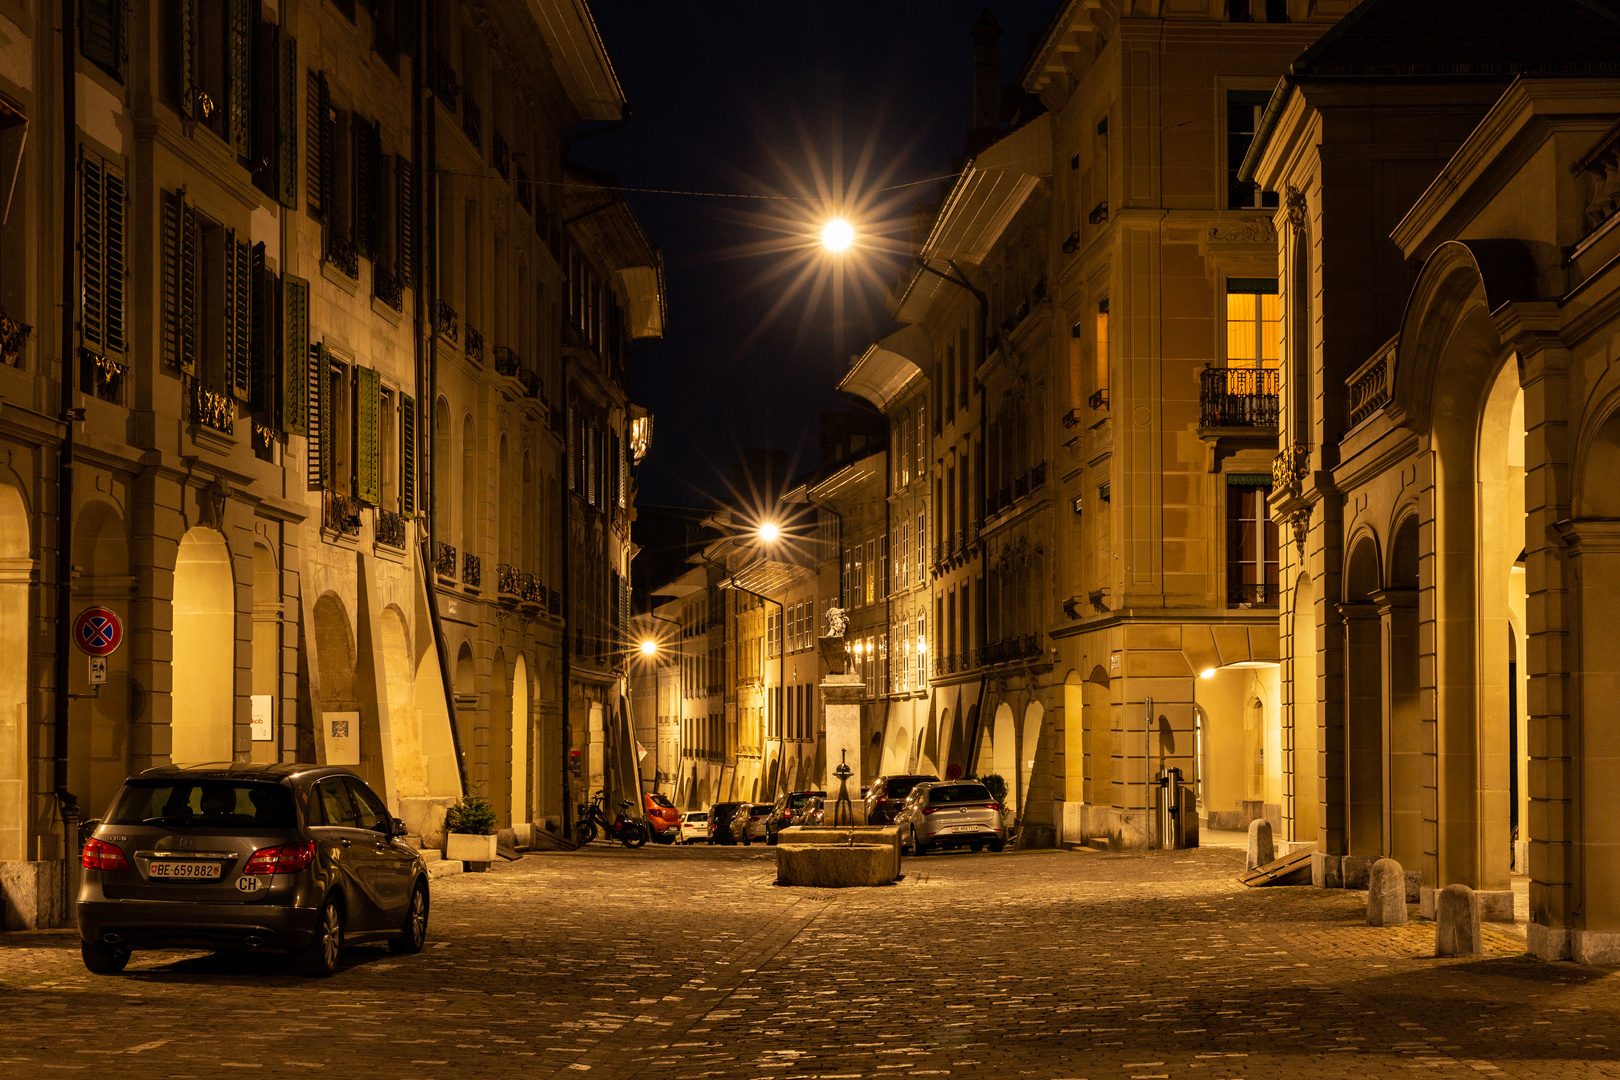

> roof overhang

[
  {"left": 838, "top": 324, "right": 930, "bottom": 411},
  {"left": 617, "top": 263, "right": 666, "bottom": 341},
  {"left": 807, "top": 450, "right": 884, "bottom": 501},
  {"left": 728, "top": 560, "right": 817, "bottom": 597},
  {"left": 530, "top": 0, "right": 626, "bottom": 122}
]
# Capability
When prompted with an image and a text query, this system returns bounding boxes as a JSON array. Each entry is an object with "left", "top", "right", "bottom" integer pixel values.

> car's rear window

[
  {"left": 108, "top": 781, "right": 297, "bottom": 829},
  {"left": 928, "top": 784, "right": 993, "bottom": 805},
  {"left": 885, "top": 777, "right": 934, "bottom": 800},
  {"left": 687, "top": 812, "right": 708, "bottom": 823},
  {"left": 786, "top": 791, "right": 826, "bottom": 810},
  {"left": 648, "top": 793, "right": 675, "bottom": 809},
  {"left": 751, "top": 806, "right": 771, "bottom": 817}
]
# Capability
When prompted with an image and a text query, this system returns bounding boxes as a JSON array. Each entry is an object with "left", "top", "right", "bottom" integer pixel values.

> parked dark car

[
  {"left": 765, "top": 789, "right": 828, "bottom": 844},
  {"left": 731, "top": 802, "right": 774, "bottom": 845},
  {"left": 864, "top": 774, "right": 940, "bottom": 824},
  {"left": 77, "top": 763, "right": 429, "bottom": 978},
  {"left": 708, "top": 801, "right": 746, "bottom": 845}
]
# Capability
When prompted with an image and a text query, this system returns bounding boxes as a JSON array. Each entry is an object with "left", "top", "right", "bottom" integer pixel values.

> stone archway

[
  {"left": 511, "top": 653, "right": 530, "bottom": 827},
  {"left": 488, "top": 650, "right": 510, "bottom": 823},
  {"left": 1343, "top": 535, "right": 1383, "bottom": 857},
  {"left": 1292, "top": 573, "right": 1319, "bottom": 845},
  {"left": 0, "top": 482, "right": 29, "bottom": 861},
  {"left": 173, "top": 527, "right": 235, "bottom": 764},
  {"left": 990, "top": 703, "right": 1015, "bottom": 787},
  {"left": 1084, "top": 666, "right": 1112, "bottom": 808},
  {"left": 381, "top": 605, "right": 426, "bottom": 797},
  {"left": 1386, "top": 515, "right": 1423, "bottom": 873},
  {"left": 250, "top": 543, "right": 280, "bottom": 765}
]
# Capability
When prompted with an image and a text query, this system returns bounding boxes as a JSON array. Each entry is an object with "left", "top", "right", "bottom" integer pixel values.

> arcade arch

[{"left": 172, "top": 527, "right": 235, "bottom": 764}]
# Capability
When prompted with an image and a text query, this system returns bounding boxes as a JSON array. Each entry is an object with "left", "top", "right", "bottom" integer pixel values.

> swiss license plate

[
  {"left": 149, "top": 860, "right": 223, "bottom": 880},
  {"left": 950, "top": 825, "right": 984, "bottom": 833}
]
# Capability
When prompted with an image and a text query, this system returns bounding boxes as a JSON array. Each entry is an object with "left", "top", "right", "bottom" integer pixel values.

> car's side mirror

[{"left": 389, "top": 817, "right": 408, "bottom": 838}]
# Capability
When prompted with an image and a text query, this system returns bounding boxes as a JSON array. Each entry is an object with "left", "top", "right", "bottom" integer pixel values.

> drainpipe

[
  {"left": 1145, "top": 695, "right": 1154, "bottom": 849},
  {"left": 55, "top": 0, "right": 82, "bottom": 895}
]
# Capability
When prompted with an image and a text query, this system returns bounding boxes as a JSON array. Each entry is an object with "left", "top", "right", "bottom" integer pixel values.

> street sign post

[{"left": 88, "top": 656, "right": 107, "bottom": 685}]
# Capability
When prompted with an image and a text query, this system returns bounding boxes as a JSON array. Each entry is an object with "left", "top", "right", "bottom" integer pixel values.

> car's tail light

[
  {"left": 922, "top": 806, "right": 939, "bottom": 815},
  {"left": 985, "top": 803, "right": 998, "bottom": 812},
  {"left": 243, "top": 841, "right": 317, "bottom": 875},
  {"left": 81, "top": 837, "right": 127, "bottom": 872}
]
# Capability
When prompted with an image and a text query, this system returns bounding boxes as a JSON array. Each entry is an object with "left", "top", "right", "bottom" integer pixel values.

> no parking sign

[{"left": 72, "top": 607, "right": 123, "bottom": 657}]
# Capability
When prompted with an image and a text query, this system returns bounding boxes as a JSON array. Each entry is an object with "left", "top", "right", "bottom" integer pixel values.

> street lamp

[
  {"left": 821, "top": 217, "right": 855, "bottom": 252},
  {"left": 640, "top": 638, "right": 659, "bottom": 658}
]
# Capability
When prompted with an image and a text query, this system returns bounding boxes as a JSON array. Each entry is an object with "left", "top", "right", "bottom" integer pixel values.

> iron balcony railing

[
  {"left": 1199, "top": 365, "right": 1279, "bottom": 429},
  {"left": 497, "top": 562, "right": 520, "bottom": 600},
  {"left": 376, "top": 508, "right": 407, "bottom": 549},
  {"left": 462, "top": 552, "right": 481, "bottom": 589},
  {"left": 324, "top": 491, "right": 362, "bottom": 537},
  {"left": 435, "top": 541, "right": 458, "bottom": 581},
  {"left": 1228, "top": 578, "right": 1279, "bottom": 608}
]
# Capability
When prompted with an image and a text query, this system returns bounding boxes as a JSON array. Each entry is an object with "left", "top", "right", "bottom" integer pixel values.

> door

[
  {"left": 307, "top": 777, "right": 381, "bottom": 930},
  {"left": 345, "top": 776, "right": 412, "bottom": 920}
]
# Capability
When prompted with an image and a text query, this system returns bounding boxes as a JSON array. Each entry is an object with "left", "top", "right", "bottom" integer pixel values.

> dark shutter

[
  {"left": 309, "top": 342, "right": 330, "bottom": 490},
  {"left": 399, "top": 392, "right": 417, "bottom": 517},
  {"left": 396, "top": 155, "right": 414, "bottom": 288},
  {"left": 320, "top": 89, "right": 337, "bottom": 228},
  {"left": 229, "top": 0, "right": 252, "bottom": 157},
  {"left": 160, "top": 187, "right": 197, "bottom": 374},
  {"left": 177, "top": 0, "right": 195, "bottom": 119},
  {"left": 395, "top": 0, "right": 418, "bottom": 55},
  {"left": 179, "top": 198, "right": 197, "bottom": 374},
  {"left": 277, "top": 36, "right": 298, "bottom": 208},
  {"left": 281, "top": 275, "right": 309, "bottom": 435},
  {"left": 81, "top": 151, "right": 106, "bottom": 353},
  {"left": 355, "top": 117, "right": 380, "bottom": 257},
  {"left": 566, "top": 404, "right": 576, "bottom": 490},
  {"left": 82, "top": 0, "right": 126, "bottom": 82},
  {"left": 232, "top": 233, "right": 252, "bottom": 400},
  {"left": 355, "top": 366, "right": 381, "bottom": 505},
  {"left": 250, "top": 243, "right": 273, "bottom": 415},
  {"left": 306, "top": 69, "right": 326, "bottom": 216}
]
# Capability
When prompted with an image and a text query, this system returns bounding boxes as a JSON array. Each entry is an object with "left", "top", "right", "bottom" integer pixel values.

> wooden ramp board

[{"left": 1239, "top": 847, "right": 1313, "bottom": 887}]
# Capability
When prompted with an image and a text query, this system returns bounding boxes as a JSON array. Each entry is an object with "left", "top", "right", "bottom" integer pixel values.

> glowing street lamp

[
  {"left": 820, "top": 217, "right": 855, "bottom": 253},
  {"left": 640, "top": 638, "right": 659, "bottom": 658},
  {"left": 757, "top": 521, "right": 781, "bottom": 544}
]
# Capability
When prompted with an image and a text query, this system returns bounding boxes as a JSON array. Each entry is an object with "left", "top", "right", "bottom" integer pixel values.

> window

[
  {"left": 1095, "top": 298, "right": 1109, "bottom": 401},
  {"left": 917, "top": 403, "right": 927, "bottom": 475},
  {"left": 1227, "top": 90, "right": 1278, "bottom": 210},
  {"left": 1226, "top": 279, "right": 1281, "bottom": 368},
  {"left": 80, "top": 151, "right": 128, "bottom": 367},
  {"left": 915, "top": 614, "right": 926, "bottom": 687},
  {"left": 82, "top": 0, "right": 128, "bottom": 82},
  {"left": 1226, "top": 480, "right": 1278, "bottom": 607},
  {"left": 877, "top": 537, "right": 887, "bottom": 602},
  {"left": 915, "top": 510, "right": 925, "bottom": 584}
]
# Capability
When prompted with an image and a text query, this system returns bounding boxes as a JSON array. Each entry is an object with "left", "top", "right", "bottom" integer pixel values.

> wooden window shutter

[
  {"left": 355, "top": 117, "right": 380, "bottom": 257},
  {"left": 396, "top": 155, "right": 414, "bottom": 288},
  {"left": 160, "top": 188, "right": 197, "bottom": 373},
  {"left": 320, "top": 88, "right": 337, "bottom": 227},
  {"left": 177, "top": 0, "right": 195, "bottom": 120},
  {"left": 229, "top": 0, "right": 252, "bottom": 157},
  {"left": 566, "top": 405, "right": 576, "bottom": 490},
  {"left": 309, "top": 342, "right": 330, "bottom": 490},
  {"left": 81, "top": 151, "right": 106, "bottom": 354},
  {"left": 355, "top": 366, "right": 381, "bottom": 505},
  {"left": 586, "top": 422, "right": 597, "bottom": 506},
  {"left": 231, "top": 233, "right": 253, "bottom": 400},
  {"left": 277, "top": 36, "right": 298, "bottom": 208},
  {"left": 306, "top": 70, "right": 327, "bottom": 217},
  {"left": 400, "top": 392, "right": 417, "bottom": 516},
  {"left": 280, "top": 276, "right": 308, "bottom": 434},
  {"left": 249, "top": 242, "right": 273, "bottom": 414},
  {"left": 82, "top": 0, "right": 127, "bottom": 83}
]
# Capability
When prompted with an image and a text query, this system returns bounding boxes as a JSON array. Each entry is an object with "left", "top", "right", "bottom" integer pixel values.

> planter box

[{"left": 445, "top": 832, "right": 498, "bottom": 864}]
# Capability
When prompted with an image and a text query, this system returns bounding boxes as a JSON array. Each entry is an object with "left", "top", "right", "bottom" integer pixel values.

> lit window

[{"left": 1225, "top": 279, "right": 1281, "bottom": 368}]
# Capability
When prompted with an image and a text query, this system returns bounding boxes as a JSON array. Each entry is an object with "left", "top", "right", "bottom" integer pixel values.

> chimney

[{"left": 972, "top": 9, "right": 1001, "bottom": 134}]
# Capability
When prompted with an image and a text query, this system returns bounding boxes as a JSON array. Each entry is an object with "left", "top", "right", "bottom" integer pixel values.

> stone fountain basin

[
  {"left": 778, "top": 826, "right": 902, "bottom": 879},
  {"left": 775, "top": 843, "right": 895, "bottom": 888}
]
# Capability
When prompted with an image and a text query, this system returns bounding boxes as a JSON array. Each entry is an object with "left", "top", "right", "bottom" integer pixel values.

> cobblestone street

[{"left": 2, "top": 845, "right": 1618, "bottom": 1079}]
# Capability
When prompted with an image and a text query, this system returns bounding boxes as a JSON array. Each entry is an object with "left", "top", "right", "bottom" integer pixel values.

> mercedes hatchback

[{"left": 78, "top": 763, "right": 429, "bottom": 977}]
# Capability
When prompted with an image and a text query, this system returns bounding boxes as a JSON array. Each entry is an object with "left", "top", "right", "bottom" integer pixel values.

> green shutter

[
  {"left": 81, "top": 150, "right": 106, "bottom": 353},
  {"left": 396, "top": 156, "right": 414, "bottom": 289},
  {"left": 281, "top": 275, "right": 309, "bottom": 435},
  {"left": 306, "top": 69, "right": 325, "bottom": 216},
  {"left": 229, "top": 0, "right": 252, "bottom": 157},
  {"left": 356, "top": 366, "right": 381, "bottom": 505},
  {"left": 160, "top": 189, "right": 183, "bottom": 369},
  {"left": 231, "top": 234, "right": 252, "bottom": 400},
  {"left": 103, "top": 160, "right": 126, "bottom": 357},
  {"left": 179, "top": 198, "right": 197, "bottom": 375},
  {"left": 278, "top": 36, "right": 298, "bottom": 208},
  {"left": 311, "top": 342, "right": 331, "bottom": 490},
  {"left": 177, "top": 0, "right": 195, "bottom": 120},
  {"left": 400, "top": 392, "right": 416, "bottom": 517}
]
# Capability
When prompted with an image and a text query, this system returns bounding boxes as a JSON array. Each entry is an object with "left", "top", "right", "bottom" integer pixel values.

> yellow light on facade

[
  {"left": 917, "top": 638, "right": 926, "bottom": 653},
  {"left": 1200, "top": 667, "right": 1216, "bottom": 679},
  {"left": 821, "top": 218, "right": 855, "bottom": 252},
  {"left": 640, "top": 639, "right": 659, "bottom": 657}
]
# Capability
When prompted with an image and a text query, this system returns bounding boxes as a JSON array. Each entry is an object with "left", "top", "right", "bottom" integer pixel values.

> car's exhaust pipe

[
  {"left": 101, "top": 933, "right": 120, "bottom": 944},
  {"left": 243, "top": 935, "right": 265, "bottom": 948}
]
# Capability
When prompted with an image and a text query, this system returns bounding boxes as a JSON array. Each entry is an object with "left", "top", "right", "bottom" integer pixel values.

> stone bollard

[
  {"left": 1245, "top": 818, "right": 1274, "bottom": 871},
  {"left": 1366, "top": 858, "right": 1407, "bottom": 926},
  {"left": 1435, "top": 883, "right": 1482, "bottom": 957}
]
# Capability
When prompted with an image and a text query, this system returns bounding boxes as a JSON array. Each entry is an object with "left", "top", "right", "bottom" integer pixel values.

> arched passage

[
  {"left": 173, "top": 527, "right": 235, "bottom": 764},
  {"left": 1084, "top": 667, "right": 1112, "bottom": 806},
  {"left": 990, "top": 702, "right": 1015, "bottom": 788},
  {"left": 1386, "top": 515, "right": 1424, "bottom": 873},
  {"left": 1063, "top": 671, "right": 1083, "bottom": 803},
  {"left": 488, "top": 650, "right": 510, "bottom": 822},
  {"left": 511, "top": 653, "right": 530, "bottom": 826},
  {"left": 1019, "top": 701, "right": 1043, "bottom": 814},
  {"left": 250, "top": 543, "right": 280, "bottom": 765},
  {"left": 0, "top": 482, "right": 29, "bottom": 860},
  {"left": 454, "top": 641, "right": 477, "bottom": 789},
  {"left": 1344, "top": 535, "right": 1383, "bottom": 857}
]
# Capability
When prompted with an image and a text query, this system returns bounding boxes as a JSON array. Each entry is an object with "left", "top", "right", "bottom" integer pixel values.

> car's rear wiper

[{"left": 140, "top": 816, "right": 198, "bottom": 825}]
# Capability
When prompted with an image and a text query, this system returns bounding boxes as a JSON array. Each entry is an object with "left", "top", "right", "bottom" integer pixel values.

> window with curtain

[{"left": 1226, "top": 279, "right": 1281, "bottom": 368}]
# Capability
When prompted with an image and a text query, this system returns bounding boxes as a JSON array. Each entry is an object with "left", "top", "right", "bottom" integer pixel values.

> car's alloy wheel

[
  {"left": 80, "top": 940, "right": 129, "bottom": 975},
  {"left": 911, "top": 828, "right": 926, "bottom": 856},
  {"left": 296, "top": 897, "right": 343, "bottom": 977},
  {"left": 389, "top": 884, "right": 428, "bottom": 955}
]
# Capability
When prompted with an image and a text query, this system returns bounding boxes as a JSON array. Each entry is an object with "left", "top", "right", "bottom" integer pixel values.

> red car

[{"left": 643, "top": 792, "right": 681, "bottom": 843}]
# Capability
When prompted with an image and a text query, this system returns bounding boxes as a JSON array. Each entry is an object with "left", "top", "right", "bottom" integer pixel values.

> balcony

[
  {"left": 0, "top": 311, "right": 31, "bottom": 366},
  {"left": 461, "top": 96, "right": 481, "bottom": 149},
  {"left": 326, "top": 232, "right": 358, "bottom": 279},
  {"left": 518, "top": 573, "right": 543, "bottom": 608},
  {"left": 188, "top": 378, "right": 235, "bottom": 435},
  {"left": 517, "top": 368, "right": 541, "bottom": 399},
  {"left": 1228, "top": 578, "right": 1279, "bottom": 608},
  {"left": 493, "top": 345, "right": 520, "bottom": 378},
  {"left": 376, "top": 507, "right": 407, "bottom": 549},
  {"left": 374, "top": 264, "right": 403, "bottom": 311},
  {"left": 515, "top": 167, "right": 532, "bottom": 213},
  {"left": 1061, "top": 407, "right": 1084, "bottom": 429},
  {"left": 493, "top": 132, "right": 510, "bottom": 179},
  {"left": 1347, "top": 345, "right": 1392, "bottom": 428},
  {"left": 465, "top": 326, "right": 484, "bottom": 366},
  {"left": 497, "top": 562, "right": 520, "bottom": 601},
  {"left": 1199, "top": 365, "right": 1278, "bottom": 429},
  {"left": 1089, "top": 388, "right": 1109, "bottom": 412},
  {"left": 433, "top": 59, "right": 459, "bottom": 109},
  {"left": 435, "top": 541, "right": 458, "bottom": 582},
  {"left": 434, "top": 299, "right": 458, "bottom": 344},
  {"left": 462, "top": 552, "right": 481, "bottom": 590},
  {"left": 81, "top": 350, "right": 126, "bottom": 405},
  {"left": 549, "top": 588, "right": 561, "bottom": 615},
  {"left": 251, "top": 420, "right": 275, "bottom": 462},
  {"left": 323, "top": 491, "right": 362, "bottom": 537}
]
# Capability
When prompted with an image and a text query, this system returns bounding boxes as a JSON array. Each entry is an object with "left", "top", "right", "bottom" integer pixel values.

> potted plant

[{"left": 443, "top": 793, "right": 499, "bottom": 870}]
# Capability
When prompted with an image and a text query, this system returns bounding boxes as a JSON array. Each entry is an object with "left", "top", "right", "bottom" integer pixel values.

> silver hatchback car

[
  {"left": 78, "top": 763, "right": 430, "bottom": 977},
  {"left": 893, "top": 781, "right": 1007, "bottom": 855}
]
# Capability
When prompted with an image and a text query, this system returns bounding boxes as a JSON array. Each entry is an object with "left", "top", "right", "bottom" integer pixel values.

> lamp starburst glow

[
  {"left": 640, "top": 639, "right": 659, "bottom": 657},
  {"left": 820, "top": 218, "right": 855, "bottom": 252},
  {"left": 758, "top": 521, "right": 781, "bottom": 544}
]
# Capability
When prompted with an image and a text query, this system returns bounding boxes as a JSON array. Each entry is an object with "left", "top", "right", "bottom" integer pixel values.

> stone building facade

[{"left": 0, "top": 0, "right": 659, "bottom": 928}]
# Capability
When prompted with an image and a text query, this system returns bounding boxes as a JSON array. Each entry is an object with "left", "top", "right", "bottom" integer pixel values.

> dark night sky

[{"left": 581, "top": 2, "right": 1059, "bottom": 509}]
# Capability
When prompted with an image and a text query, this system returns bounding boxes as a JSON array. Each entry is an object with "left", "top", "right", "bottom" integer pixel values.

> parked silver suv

[
  {"left": 893, "top": 780, "right": 1006, "bottom": 855},
  {"left": 78, "top": 763, "right": 429, "bottom": 977}
]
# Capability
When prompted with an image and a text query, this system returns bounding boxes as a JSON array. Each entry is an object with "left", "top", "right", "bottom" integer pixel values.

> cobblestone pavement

[{"left": 3, "top": 844, "right": 1619, "bottom": 1079}]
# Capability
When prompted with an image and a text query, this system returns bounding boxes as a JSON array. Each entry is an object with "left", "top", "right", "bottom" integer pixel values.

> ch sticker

[{"left": 235, "top": 876, "right": 267, "bottom": 893}]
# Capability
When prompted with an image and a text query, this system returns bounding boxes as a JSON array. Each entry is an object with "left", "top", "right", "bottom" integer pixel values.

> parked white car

[{"left": 678, "top": 810, "right": 710, "bottom": 844}]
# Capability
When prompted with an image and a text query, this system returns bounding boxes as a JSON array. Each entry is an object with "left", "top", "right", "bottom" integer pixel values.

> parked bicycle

[{"left": 573, "top": 790, "right": 649, "bottom": 848}]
